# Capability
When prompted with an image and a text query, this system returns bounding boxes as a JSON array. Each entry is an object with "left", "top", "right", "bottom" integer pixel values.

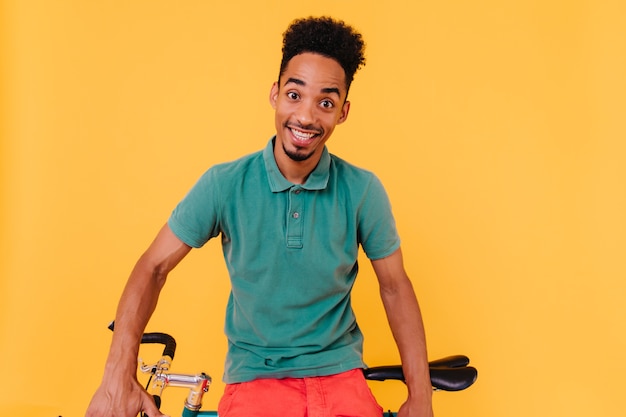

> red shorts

[{"left": 217, "top": 369, "right": 383, "bottom": 417}]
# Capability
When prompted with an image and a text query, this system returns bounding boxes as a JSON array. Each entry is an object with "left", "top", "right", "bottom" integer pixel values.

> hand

[
  {"left": 396, "top": 394, "right": 434, "bottom": 417},
  {"left": 85, "top": 375, "right": 167, "bottom": 417}
]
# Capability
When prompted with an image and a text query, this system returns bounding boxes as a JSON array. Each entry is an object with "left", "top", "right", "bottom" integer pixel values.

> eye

[
  {"left": 320, "top": 99, "right": 334, "bottom": 109},
  {"left": 287, "top": 91, "right": 300, "bottom": 100}
]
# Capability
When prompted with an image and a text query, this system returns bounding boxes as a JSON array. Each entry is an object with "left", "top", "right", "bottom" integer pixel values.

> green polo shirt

[{"left": 168, "top": 138, "right": 400, "bottom": 383}]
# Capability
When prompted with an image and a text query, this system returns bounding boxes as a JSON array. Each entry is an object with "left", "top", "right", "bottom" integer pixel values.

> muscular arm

[
  {"left": 371, "top": 247, "right": 433, "bottom": 417},
  {"left": 86, "top": 224, "right": 192, "bottom": 417}
]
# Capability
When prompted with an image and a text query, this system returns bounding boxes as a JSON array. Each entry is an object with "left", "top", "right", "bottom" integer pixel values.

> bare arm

[
  {"left": 371, "top": 247, "right": 433, "bottom": 417},
  {"left": 86, "top": 224, "right": 192, "bottom": 417}
]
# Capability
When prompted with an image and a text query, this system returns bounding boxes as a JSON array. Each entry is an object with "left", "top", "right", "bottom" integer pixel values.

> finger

[
  {"left": 141, "top": 404, "right": 168, "bottom": 417},
  {"left": 140, "top": 396, "right": 167, "bottom": 417}
]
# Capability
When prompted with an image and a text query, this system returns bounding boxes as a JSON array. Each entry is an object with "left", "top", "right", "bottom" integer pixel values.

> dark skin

[{"left": 86, "top": 52, "right": 433, "bottom": 417}]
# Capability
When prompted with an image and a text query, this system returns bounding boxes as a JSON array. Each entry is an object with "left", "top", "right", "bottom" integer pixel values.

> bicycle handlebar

[
  {"left": 108, "top": 321, "right": 177, "bottom": 359},
  {"left": 140, "top": 332, "right": 177, "bottom": 360}
]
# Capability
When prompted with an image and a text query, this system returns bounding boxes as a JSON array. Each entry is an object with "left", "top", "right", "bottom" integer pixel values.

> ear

[
  {"left": 269, "top": 82, "right": 279, "bottom": 109},
  {"left": 337, "top": 100, "right": 351, "bottom": 124}
]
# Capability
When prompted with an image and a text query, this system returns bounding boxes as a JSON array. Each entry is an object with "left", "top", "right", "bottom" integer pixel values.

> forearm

[
  {"left": 104, "top": 258, "right": 168, "bottom": 377},
  {"left": 87, "top": 225, "right": 189, "bottom": 417},
  {"left": 380, "top": 278, "right": 432, "bottom": 400},
  {"left": 372, "top": 249, "right": 432, "bottom": 407},
  {"left": 102, "top": 224, "right": 190, "bottom": 379}
]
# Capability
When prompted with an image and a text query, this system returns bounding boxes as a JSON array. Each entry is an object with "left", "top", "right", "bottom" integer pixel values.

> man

[{"left": 86, "top": 16, "right": 433, "bottom": 417}]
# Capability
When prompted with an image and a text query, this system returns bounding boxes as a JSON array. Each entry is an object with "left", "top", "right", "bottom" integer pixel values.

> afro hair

[{"left": 279, "top": 16, "right": 366, "bottom": 92}]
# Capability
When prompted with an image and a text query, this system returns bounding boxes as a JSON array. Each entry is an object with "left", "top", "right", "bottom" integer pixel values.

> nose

[{"left": 295, "top": 100, "right": 316, "bottom": 127}]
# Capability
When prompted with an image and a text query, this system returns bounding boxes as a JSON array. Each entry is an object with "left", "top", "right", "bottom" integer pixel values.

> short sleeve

[
  {"left": 168, "top": 168, "right": 222, "bottom": 248},
  {"left": 358, "top": 175, "right": 401, "bottom": 260}
]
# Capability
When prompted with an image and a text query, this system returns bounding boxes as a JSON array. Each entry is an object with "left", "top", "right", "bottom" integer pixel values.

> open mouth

[{"left": 289, "top": 126, "right": 321, "bottom": 144}]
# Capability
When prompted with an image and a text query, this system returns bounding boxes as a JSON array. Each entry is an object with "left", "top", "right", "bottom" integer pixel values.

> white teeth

[{"left": 291, "top": 128, "right": 316, "bottom": 141}]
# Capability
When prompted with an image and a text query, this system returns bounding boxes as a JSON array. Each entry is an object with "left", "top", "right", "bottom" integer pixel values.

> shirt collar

[{"left": 263, "top": 137, "right": 330, "bottom": 192}]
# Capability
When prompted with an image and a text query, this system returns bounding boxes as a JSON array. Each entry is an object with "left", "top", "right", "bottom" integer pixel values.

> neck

[{"left": 273, "top": 144, "right": 320, "bottom": 185}]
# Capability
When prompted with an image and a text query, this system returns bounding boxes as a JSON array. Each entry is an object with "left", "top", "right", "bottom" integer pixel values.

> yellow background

[{"left": 2, "top": 1, "right": 625, "bottom": 416}]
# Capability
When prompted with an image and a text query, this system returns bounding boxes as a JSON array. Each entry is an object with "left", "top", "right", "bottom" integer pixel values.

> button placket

[{"left": 286, "top": 187, "right": 304, "bottom": 248}]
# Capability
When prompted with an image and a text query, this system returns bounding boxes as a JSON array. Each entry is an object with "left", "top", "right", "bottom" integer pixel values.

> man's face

[{"left": 270, "top": 52, "right": 350, "bottom": 164}]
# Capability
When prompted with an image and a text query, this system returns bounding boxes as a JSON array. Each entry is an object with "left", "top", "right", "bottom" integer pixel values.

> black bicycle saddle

[{"left": 363, "top": 355, "right": 478, "bottom": 391}]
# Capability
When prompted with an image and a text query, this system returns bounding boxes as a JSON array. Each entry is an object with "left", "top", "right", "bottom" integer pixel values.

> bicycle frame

[{"left": 182, "top": 408, "right": 218, "bottom": 417}]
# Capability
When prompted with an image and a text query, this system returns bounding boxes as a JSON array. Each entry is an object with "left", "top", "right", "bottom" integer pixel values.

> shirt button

[
  {"left": 292, "top": 212, "right": 300, "bottom": 219},
  {"left": 294, "top": 189, "right": 301, "bottom": 194}
]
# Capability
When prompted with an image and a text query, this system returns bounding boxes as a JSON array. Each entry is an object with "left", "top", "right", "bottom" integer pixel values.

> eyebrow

[{"left": 285, "top": 77, "right": 341, "bottom": 97}]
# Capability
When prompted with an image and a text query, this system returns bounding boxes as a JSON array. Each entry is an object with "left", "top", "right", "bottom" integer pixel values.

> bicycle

[{"left": 109, "top": 322, "right": 478, "bottom": 417}]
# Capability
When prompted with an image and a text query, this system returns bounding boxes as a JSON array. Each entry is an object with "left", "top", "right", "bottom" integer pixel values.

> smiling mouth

[{"left": 288, "top": 126, "right": 321, "bottom": 144}]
